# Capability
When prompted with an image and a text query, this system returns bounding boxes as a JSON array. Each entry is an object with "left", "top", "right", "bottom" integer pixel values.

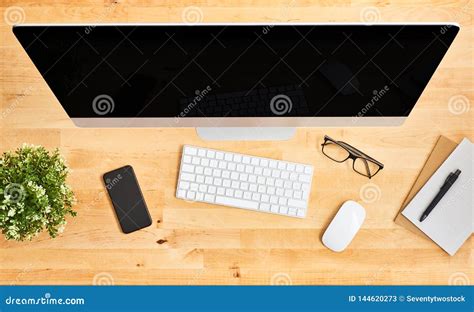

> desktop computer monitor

[{"left": 13, "top": 23, "right": 459, "bottom": 140}]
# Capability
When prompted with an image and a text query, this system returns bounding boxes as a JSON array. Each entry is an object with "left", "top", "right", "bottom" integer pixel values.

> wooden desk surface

[{"left": 0, "top": 1, "right": 472, "bottom": 285}]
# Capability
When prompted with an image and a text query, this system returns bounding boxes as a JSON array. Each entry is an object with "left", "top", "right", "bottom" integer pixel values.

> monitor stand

[{"left": 196, "top": 127, "right": 296, "bottom": 141}]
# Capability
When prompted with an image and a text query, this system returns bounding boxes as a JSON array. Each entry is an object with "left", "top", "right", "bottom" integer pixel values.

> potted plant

[{"left": 0, "top": 144, "right": 76, "bottom": 241}]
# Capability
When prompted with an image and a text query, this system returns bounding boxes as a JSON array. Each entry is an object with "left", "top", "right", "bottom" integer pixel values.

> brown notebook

[{"left": 394, "top": 135, "right": 458, "bottom": 239}]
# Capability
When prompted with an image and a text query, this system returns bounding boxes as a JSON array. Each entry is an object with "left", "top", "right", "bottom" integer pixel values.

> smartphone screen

[{"left": 103, "top": 165, "right": 152, "bottom": 233}]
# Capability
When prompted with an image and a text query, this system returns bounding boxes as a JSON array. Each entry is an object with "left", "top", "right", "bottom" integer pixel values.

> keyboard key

[
  {"left": 294, "top": 190, "right": 302, "bottom": 199},
  {"left": 242, "top": 156, "right": 251, "bottom": 164},
  {"left": 288, "top": 208, "right": 297, "bottom": 216},
  {"left": 204, "top": 194, "right": 215, "bottom": 202},
  {"left": 296, "top": 165, "right": 304, "bottom": 173},
  {"left": 196, "top": 192, "right": 204, "bottom": 201},
  {"left": 271, "top": 205, "right": 279, "bottom": 213},
  {"left": 177, "top": 189, "right": 186, "bottom": 198},
  {"left": 288, "top": 198, "right": 306, "bottom": 208},
  {"left": 269, "top": 160, "right": 277, "bottom": 168},
  {"left": 208, "top": 186, "right": 217, "bottom": 194},
  {"left": 204, "top": 168, "right": 212, "bottom": 175},
  {"left": 287, "top": 163, "right": 295, "bottom": 171},
  {"left": 304, "top": 166, "right": 313, "bottom": 174},
  {"left": 216, "top": 152, "right": 224, "bottom": 160},
  {"left": 248, "top": 175, "right": 257, "bottom": 183},
  {"left": 186, "top": 191, "right": 196, "bottom": 200},
  {"left": 195, "top": 166, "right": 204, "bottom": 174},
  {"left": 198, "top": 149, "right": 206, "bottom": 157},
  {"left": 260, "top": 159, "right": 269, "bottom": 167},
  {"left": 217, "top": 187, "right": 225, "bottom": 195},
  {"left": 259, "top": 203, "right": 270, "bottom": 211},
  {"left": 215, "top": 196, "right": 258, "bottom": 210},
  {"left": 279, "top": 206, "right": 289, "bottom": 214},
  {"left": 192, "top": 157, "right": 201, "bottom": 165},
  {"left": 239, "top": 173, "right": 248, "bottom": 181},
  {"left": 179, "top": 181, "right": 190, "bottom": 190},
  {"left": 249, "top": 184, "right": 258, "bottom": 192},
  {"left": 224, "top": 153, "right": 233, "bottom": 161},
  {"left": 235, "top": 190, "right": 243, "bottom": 198},
  {"left": 223, "top": 179, "right": 231, "bottom": 187},
  {"left": 299, "top": 174, "right": 311, "bottom": 183},
  {"left": 225, "top": 189, "right": 234, "bottom": 197},
  {"left": 243, "top": 192, "right": 252, "bottom": 200},
  {"left": 183, "top": 155, "right": 192, "bottom": 163},
  {"left": 297, "top": 209, "right": 306, "bottom": 217},
  {"left": 206, "top": 150, "right": 215, "bottom": 158},
  {"left": 196, "top": 175, "right": 205, "bottom": 183},
  {"left": 181, "top": 173, "right": 195, "bottom": 182},
  {"left": 278, "top": 162, "right": 286, "bottom": 170},
  {"left": 251, "top": 158, "right": 260, "bottom": 166},
  {"left": 185, "top": 146, "right": 197, "bottom": 155}
]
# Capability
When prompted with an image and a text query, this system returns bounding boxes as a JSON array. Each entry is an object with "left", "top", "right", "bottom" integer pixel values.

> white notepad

[{"left": 402, "top": 138, "right": 473, "bottom": 256}]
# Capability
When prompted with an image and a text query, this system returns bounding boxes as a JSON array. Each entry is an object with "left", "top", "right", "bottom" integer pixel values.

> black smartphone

[{"left": 103, "top": 165, "right": 152, "bottom": 233}]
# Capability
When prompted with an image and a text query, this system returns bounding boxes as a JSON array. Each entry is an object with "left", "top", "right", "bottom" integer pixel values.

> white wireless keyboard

[{"left": 176, "top": 145, "right": 314, "bottom": 218}]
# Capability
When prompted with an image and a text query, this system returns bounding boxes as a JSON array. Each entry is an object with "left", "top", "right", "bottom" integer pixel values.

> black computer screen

[{"left": 13, "top": 24, "right": 458, "bottom": 118}]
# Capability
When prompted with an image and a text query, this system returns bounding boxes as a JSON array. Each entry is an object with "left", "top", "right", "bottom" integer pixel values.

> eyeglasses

[{"left": 321, "top": 135, "right": 384, "bottom": 179}]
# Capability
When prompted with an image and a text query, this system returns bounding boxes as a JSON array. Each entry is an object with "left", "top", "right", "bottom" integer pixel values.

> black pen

[{"left": 420, "top": 169, "right": 461, "bottom": 222}]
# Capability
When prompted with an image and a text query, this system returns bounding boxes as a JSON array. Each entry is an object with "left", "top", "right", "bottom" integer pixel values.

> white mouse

[{"left": 322, "top": 200, "right": 366, "bottom": 252}]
